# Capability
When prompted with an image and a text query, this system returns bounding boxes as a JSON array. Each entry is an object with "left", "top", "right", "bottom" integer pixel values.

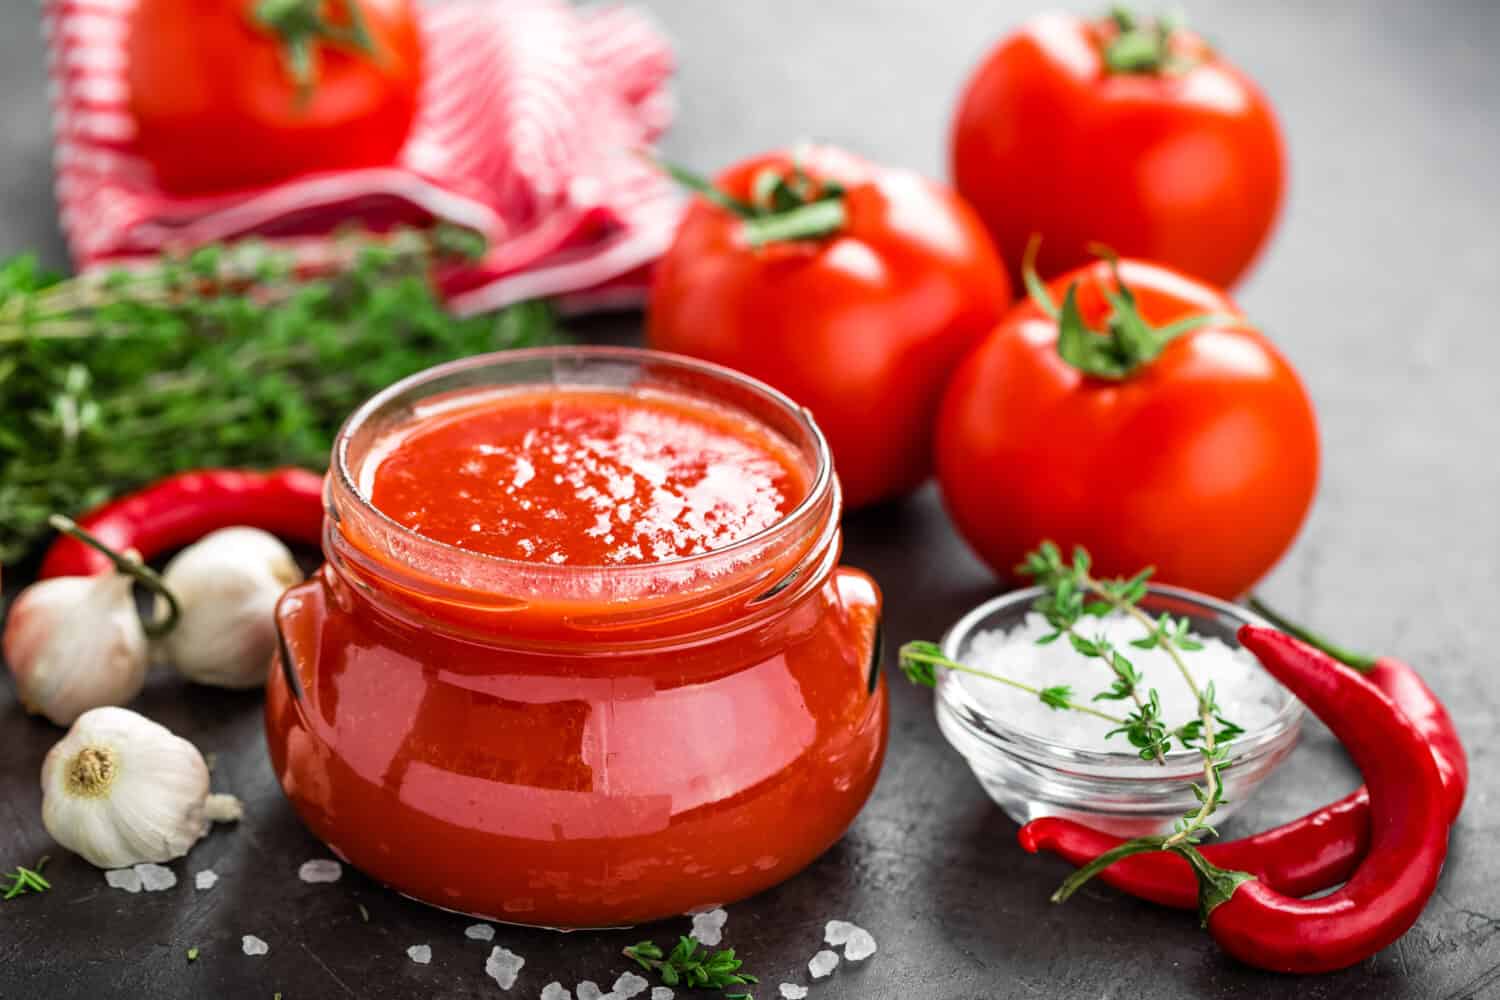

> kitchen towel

[{"left": 43, "top": 0, "right": 682, "bottom": 312}]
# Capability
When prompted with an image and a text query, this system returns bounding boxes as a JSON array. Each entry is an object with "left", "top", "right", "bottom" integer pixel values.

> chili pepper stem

[
  {"left": 1051, "top": 836, "right": 1167, "bottom": 903},
  {"left": 1170, "top": 843, "right": 1256, "bottom": 926},
  {"left": 47, "top": 514, "right": 181, "bottom": 638},
  {"left": 1247, "top": 597, "right": 1377, "bottom": 672}
]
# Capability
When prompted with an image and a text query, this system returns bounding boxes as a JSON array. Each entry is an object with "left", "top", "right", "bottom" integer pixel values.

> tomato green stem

[
  {"left": 651, "top": 154, "right": 848, "bottom": 246},
  {"left": 251, "top": 0, "right": 378, "bottom": 101},
  {"left": 1025, "top": 241, "right": 1231, "bottom": 380},
  {"left": 1101, "top": 6, "right": 1194, "bottom": 75},
  {"left": 741, "top": 200, "right": 846, "bottom": 246}
]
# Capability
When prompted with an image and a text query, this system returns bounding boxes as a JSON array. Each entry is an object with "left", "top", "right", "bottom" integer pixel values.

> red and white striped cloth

[{"left": 43, "top": 0, "right": 683, "bottom": 313}]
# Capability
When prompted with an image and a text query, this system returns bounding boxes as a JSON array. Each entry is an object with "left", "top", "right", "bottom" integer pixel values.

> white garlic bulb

[
  {"left": 155, "top": 527, "right": 303, "bottom": 689},
  {"left": 4, "top": 570, "right": 148, "bottom": 726},
  {"left": 41, "top": 706, "right": 242, "bottom": 869}
]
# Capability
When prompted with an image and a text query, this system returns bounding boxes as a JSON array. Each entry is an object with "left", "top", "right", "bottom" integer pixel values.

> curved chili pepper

[
  {"left": 39, "top": 468, "right": 326, "bottom": 579},
  {"left": 1251, "top": 599, "right": 1467, "bottom": 823},
  {"left": 1175, "top": 625, "right": 1449, "bottom": 973},
  {"left": 1021, "top": 791, "right": 1369, "bottom": 910},
  {"left": 1019, "top": 609, "right": 1466, "bottom": 910}
]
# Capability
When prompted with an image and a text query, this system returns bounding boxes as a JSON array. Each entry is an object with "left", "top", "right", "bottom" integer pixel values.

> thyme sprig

[
  {"left": 901, "top": 641, "right": 1125, "bottom": 723},
  {"left": 0, "top": 226, "right": 555, "bottom": 564},
  {"left": 2, "top": 856, "right": 51, "bottom": 900},
  {"left": 1020, "top": 542, "right": 1239, "bottom": 859},
  {"left": 623, "top": 937, "right": 758, "bottom": 997},
  {"left": 1023, "top": 547, "right": 1170, "bottom": 763},
  {"left": 899, "top": 542, "right": 1247, "bottom": 902}
]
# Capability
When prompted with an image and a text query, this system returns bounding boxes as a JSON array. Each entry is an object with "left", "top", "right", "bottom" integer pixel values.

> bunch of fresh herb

[
  {"left": 623, "top": 936, "right": 758, "bottom": 997},
  {"left": 2, "top": 856, "right": 51, "bottom": 899},
  {"left": 900, "top": 542, "right": 1245, "bottom": 899},
  {"left": 0, "top": 226, "right": 555, "bottom": 563}
]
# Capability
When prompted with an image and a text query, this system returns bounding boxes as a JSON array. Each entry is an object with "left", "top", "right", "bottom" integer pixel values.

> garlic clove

[
  {"left": 5, "top": 570, "right": 148, "bottom": 726},
  {"left": 155, "top": 527, "right": 304, "bottom": 690},
  {"left": 41, "top": 706, "right": 242, "bottom": 869}
]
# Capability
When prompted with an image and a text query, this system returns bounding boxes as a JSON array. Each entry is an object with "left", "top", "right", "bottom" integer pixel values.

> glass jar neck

[{"left": 321, "top": 347, "right": 842, "bottom": 649}]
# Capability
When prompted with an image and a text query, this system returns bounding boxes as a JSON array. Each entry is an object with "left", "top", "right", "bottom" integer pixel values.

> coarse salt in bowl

[{"left": 934, "top": 584, "right": 1305, "bottom": 836}]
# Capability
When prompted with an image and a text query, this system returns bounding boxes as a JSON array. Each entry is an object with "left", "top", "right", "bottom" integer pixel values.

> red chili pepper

[
  {"left": 1019, "top": 607, "right": 1466, "bottom": 910},
  {"left": 1172, "top": 625, "right": 1449, "bottom": 974},
  {"left": 38, "top": 468, "right": 326, "bottom": 579},
  {"left": 1252, "top": 599, "right": 1468, "bottom": 822}
]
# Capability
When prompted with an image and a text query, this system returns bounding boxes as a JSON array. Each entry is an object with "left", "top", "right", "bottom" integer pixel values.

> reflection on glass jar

[{"left": 265, "top": 347, "right": 888, "bottom": 928}]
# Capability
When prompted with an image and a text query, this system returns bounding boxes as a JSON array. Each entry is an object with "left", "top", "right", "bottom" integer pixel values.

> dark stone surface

[{"left": 2, "top": 2, "right": 1499, "bottom": 998}]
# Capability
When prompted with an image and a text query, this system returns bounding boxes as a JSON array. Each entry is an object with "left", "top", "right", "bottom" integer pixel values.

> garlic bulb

[
  {"left": 155, "top": 527, "right": 303, "bottom": 689},
  {"left": 41, "top": 706, "right": 242, "bottom": 869},
  {"left": 4, "top": 570, "right": 148, "bottom": 726}
]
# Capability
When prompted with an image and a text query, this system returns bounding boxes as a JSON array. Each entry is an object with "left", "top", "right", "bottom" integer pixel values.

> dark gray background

[{"left": 2, "top": 1, "right": 1498, "bottom": 998}]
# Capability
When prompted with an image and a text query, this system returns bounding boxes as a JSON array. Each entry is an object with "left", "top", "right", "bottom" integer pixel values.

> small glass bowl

[{"left": 935, "top": 584, "right": 1305, "bottom": 836}]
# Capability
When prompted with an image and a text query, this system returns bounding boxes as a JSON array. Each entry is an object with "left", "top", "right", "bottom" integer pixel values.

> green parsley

[
  {"left": 624, "top": 936, "right": 758, "bottom": 996},
  {"left": 2, "top": 856, "right": 51, "bottom": 900}
]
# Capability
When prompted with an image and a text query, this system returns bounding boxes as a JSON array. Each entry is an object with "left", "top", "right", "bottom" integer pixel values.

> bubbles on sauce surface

[{"left": 368, "top": 388, "right": 808, "bottom": 566}]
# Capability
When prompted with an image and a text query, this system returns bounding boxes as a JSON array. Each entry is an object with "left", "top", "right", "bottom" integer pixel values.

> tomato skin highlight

[
  {"left": 950, "top": 12, "right": 1286, "bottom": 289},
  {"left": 647, "top": 146, "right": 1012, "bottom": 510},
  {"left": 936, "top": 259, "right": 1318, "bottom": 600},
  {"left": 127, "top": 0, "right": 422, "bottom": 196}
]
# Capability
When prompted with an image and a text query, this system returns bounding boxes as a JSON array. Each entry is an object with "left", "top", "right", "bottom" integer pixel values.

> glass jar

[
  {"left": 264, "top": 347, "right": 887, "bottom": 929},
  {"left": 935, "top": 585, "right": 1304, "bottom": 837}
]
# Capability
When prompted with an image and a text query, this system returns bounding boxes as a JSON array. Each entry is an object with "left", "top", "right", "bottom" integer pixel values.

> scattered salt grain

[
  {"left": 612, "top": 971, "right": 649, "bottom": 998},
  {"left": 651, "top": 989, "right": 674, "bottom": 1000},
  {"left": 541, "top": 983, "right": 573, "bottom": 1000},
  {"left": 136, "top": 863, "right": 176, "bottom": 892},
  {"left": 105, "top": 868, "right": 142, "bottom": 893},
  {"left": 407, "top": 944, "right": 432, "bottom": 965},
  {"left": 824, "top": 919, "right": 856, "bottom": 946},
  {"left": 298, "top": 858, "right": 342, "bottom": 883},
  {"left": 843, "top": 927, "right": 877, "bottom": 962},
  {"left": 780, "top": 986, "right": 809, "bottom": 999},
  {"left": 485, "top": 945, "right": 525, "bottom": 990},
  {"left": 689, "top": 906, "right": 729, "bottom": 946},
  {"left": 575, "top": 981, "right": 603, "bottom": 1000},
  {"left": 195, "top": 869, "right": 218, "bottom": 890},
  {"left": 242, "top": 935, "right": 269, "bottom": 956},
  {"left": 808, "top": 949, "right": 839, "bottom": 978},
  {"left": 955, "top": 611, "right": 1283, "bottom": 751},
  {"left": 465, "top": 922, "right": 496, "bottom": 941}
]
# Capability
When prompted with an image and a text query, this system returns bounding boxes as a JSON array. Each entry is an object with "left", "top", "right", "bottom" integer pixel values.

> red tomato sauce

[
  {"left": 366, "top": 388, "right": 808, "bottom": 565},
  {"left": 266, "top": 368, "right": 887, "bottom": 928}
]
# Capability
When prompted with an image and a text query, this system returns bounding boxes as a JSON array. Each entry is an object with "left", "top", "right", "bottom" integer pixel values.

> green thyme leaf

[
  {"left": 0, "top": 228, "right": 558, "bottom": 564},
  {"left": 1040, "top": 685, "right": 1074, "bottom": 711}
]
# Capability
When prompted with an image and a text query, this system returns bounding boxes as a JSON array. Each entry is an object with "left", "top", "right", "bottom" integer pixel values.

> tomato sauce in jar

[{"left": 265, "top": 348, "right": 887, "bottom": 928}]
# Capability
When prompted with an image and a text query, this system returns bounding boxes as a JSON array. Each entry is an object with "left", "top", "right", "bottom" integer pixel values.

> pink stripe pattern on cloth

[{"left": 43, "top": 0, "right": 682, "bottom": 312}]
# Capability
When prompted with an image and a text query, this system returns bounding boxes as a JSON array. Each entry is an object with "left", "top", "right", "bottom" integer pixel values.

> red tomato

[
  {"left": 936, "top": 258, "right": 1318, "bottom": 599},
  {"left": 127, "top": 0, "right": 422, "bottom": 196},
  {"left": 951, "top": 11, "right": 1285, "bottom": 289},
  {"left": 647, "top": 146, "right": 1011, "bottom": 510}
]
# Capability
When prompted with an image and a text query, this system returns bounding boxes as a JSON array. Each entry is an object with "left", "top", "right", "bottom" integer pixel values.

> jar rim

[{"left": 326, "top": 345, "right": 838, "bottom": 604}]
